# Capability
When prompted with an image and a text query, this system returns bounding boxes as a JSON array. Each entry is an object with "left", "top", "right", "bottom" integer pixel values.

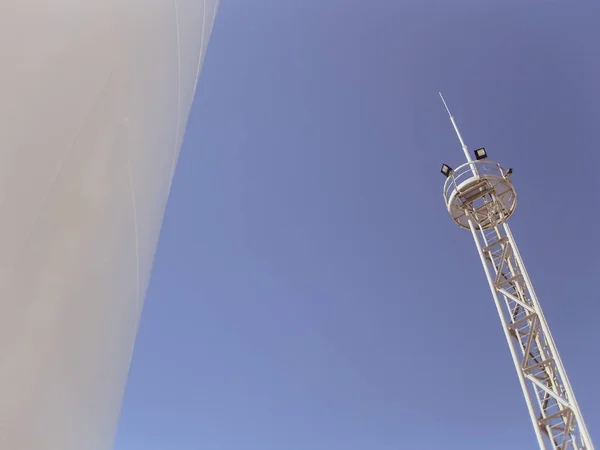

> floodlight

[
  {"left": 474, "top": 147, "right": 487, "bottom": 160},
  {"left": 441, "top": 163, "right": 453, "bottom": 177}
]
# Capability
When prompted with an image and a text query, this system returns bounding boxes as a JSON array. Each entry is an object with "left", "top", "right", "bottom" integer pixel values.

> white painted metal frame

[
  {"left": 469, "top": 218, "right": 592, "bottom": 450},
  {"left": 443, "top": 160, "right": 517, "bottom": 230},
  {"left": 439, "top": 94, "right": 594, "bottom": 450}
]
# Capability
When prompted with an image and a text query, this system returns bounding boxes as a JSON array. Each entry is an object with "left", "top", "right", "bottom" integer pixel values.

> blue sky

[{"left": 115, "top": 1, "right": 600, "bottom": 449}]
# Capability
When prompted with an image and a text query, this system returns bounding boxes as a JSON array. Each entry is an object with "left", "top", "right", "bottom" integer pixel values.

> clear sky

[{"left": 114, "top": 1, "right": 600, "bottom": 449}]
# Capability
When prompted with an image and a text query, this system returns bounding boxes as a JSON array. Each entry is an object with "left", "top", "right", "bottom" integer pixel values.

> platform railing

[{"left": 443, "top": 160, "right": 509, "bottom": 206}]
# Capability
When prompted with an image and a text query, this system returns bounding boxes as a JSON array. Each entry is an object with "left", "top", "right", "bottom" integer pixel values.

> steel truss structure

[
  {"left": 468, "top": 190, "right": 592, "bottom": 450},
  {"left": 439, "top": 94, "right": 594, "bottom": 450}
]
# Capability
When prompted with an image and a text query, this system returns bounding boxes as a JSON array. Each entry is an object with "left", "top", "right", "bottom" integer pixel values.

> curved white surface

[{"left": 0, "top": 1, "right": 218, "bottom": 448}]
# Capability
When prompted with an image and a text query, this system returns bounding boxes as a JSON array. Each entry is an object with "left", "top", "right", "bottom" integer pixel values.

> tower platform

[{"left": 443, "top": 160, "right": 517, "bottom": 230}]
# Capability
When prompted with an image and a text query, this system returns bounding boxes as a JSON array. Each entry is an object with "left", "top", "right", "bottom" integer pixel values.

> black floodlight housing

[
  {"left": 441, "top": 163, "right": 453, "bottom": 177},
  {"left": 474, "top": 147, "right": 487, "bottom": 160}
]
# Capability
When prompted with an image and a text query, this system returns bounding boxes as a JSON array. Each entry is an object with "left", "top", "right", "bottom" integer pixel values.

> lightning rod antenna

[{"left": 439, "top": 92, "right": 472, "bottom": 163}]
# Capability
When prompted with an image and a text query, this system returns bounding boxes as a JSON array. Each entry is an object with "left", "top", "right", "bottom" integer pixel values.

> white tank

[{"left": 0, "top": 1, "right": 219, "bottom": 448}]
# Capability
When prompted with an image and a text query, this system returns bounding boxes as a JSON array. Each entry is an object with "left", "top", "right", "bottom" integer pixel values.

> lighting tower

[{"left": 438, "top": 93, "right": 593, "bottom": 450}]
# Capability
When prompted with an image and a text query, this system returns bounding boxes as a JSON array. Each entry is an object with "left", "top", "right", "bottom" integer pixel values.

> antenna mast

[
  {"left": 439, "top": 92, "right": 472, "bottom": 162},
  {"left": 438, "top": 94, "right": 594, "bottom": 450}
]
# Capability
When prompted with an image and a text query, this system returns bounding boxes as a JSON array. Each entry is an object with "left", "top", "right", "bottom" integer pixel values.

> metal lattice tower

[{"left": 439, "top": 94, "right": 593, "bottom": 450}]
